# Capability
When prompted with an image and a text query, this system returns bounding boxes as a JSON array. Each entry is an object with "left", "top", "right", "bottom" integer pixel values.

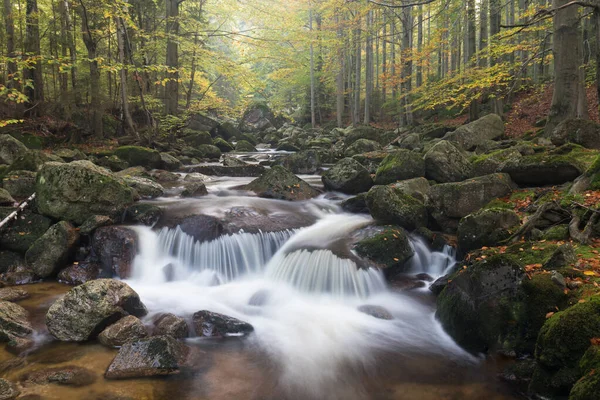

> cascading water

[{"left": 407, "top": 236, "right": 457, "bottom": 279}]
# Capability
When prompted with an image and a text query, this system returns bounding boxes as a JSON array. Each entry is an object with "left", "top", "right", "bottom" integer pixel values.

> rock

[
  {"left": 276, "top": 143, "right": 300, "bottom": 152},
  {"left": 0, "top": 300, "right": 33, "bottom": 341},
  {"left": 115, "top": 166, "right": 151, "bottom": 179},
  {"left": 0, "top": 251, "right": 22, "bottom": 274},
  {"left": 36, "top": 161, "right": 135, "bottom": 224},
  {"left": 220, "top": 206, "right": 314, "bottom": 233},
  {"left": 457, "top": 209, "right": 521, "bottom": 253},
  {"left": 551, "top": 271, "right": 566, "bottom": 288},
  {"left": 215, "top": 121, "right": 241, "bottom": 141},
  {"left": 322, "top": 158, "right": 373, "bottom": 194},
  {"left": 46, "top": 279, "right": 147, "bottom": 342},
  {"left": 98, "top": 315, "right": 148, "bottom": 347},
  {"left": 186, "top": 112, "right": 220, "bottom": 132},
  {"left": 79, "top": 215, "right": 113, "bottom": 235},
  {"left": 24, "top": 221, "right": 79, "bottom": 278},
  {"left": 352, "top": 151, "right": 389, "bottom": 174},
  {"left": 222, "top": 156, "right": 247, "bottom": 167},
  {"left": 123, "top": 204, "right": 163, "bottom": 226},
  {"left": 353, "top": 226, "right": 414, "bottom": 275},
  {"left": 105, "top": 335, "right": 189, "bottom": 379},
  {"left": 390, "top": 177, "right": 431, "bottom": 203},
  {"left": 344, "top": 138, "right": 381, "bottom": 157},
  {"left": 341, "top": 193, "right": 369, "bottom": 214},
  {"left": 57, "top": 261, "right": 100, "bottom": 285},
  {"left": 23, "top": 366, "right": 96, "bottom": 387},
  {"left": 427, "top": 173, "right": 515, "bottom": 226},
  {"left": 0, "top": 378, "right": 19, "bottom": 400},
  {"left": 423, "top": 141, "right": 472, "bottom": 183},
  {"left": 158, "top": 214, "right": 224, "bottom": 243},
  {"left": 186, "top": 164, "right": 266, "bottom": 177},
  {"left": 95, "top": 155, "right": 129, "bottom": 172},
  {"left": 551, "top": 118, "right": 600, "bottom": 149},
  {"left": 235, "top": 140, "right": 257, "bottom": 152},
  {"left": 471, "top": 148, "right": 522, "bottom": 177},
  {"left": 569, "top": 345, "right": 600, "bottom": 400},
  {"left": 0, "top": 135, "right": 28, "bottom": 165},
  {"left": 192, "top": 310, "right": 253, "bottom": 337},
  {"left": 122, "top": 176, "right": 164, "bottom": 199},
  {"left": 182, "top": 131, "right": 212, "bottom": 146},
  {"left": 344, "top": 126, "right": 383, "bottom": 146},
  {"left": 181, "top": 182, "right": 208, "bottom": 197},
  {"left": 153, "top": 313, "right": 188, "bottom": 338},
  {"left": 245, "top": 166, "right": 319, "bottom": 201},
  {"left": 53, "top": 148, "right": 87, "bottom": 162},
  {"left": 365, "top": 185, "right": 427, "bottom": 230},
  {"left": 7, "top": 150, "right": 62, "bottom": 172},
  {"left": 278, "top": 150, "right": 320, "bottom": 174},
  {"left": 444, "top": 114, "right": 504, "bottom": 151},
  {"left": 543, "top": 244, "right": 577, "bottom": 270},
  {"left": 0, "top": 266, "right": 36, "bottom": 286},
  {"left": 213, "top": 137, "right": 234, "bottom": 152},
  {"left": 374, "top": 150, "right": 425, "bottom": 185},
  {"left": 0, "top": 288, "right": 28, "bottom": 302},
  {"left": 151, "top": 169, "right": 180, "bottom": 183},
  {"left": 195, "top": 144, "right": 223, "bottom": 160},
  {"left": 92, "top": 226, "right": 138, "bottom": 279},
  {"left": 183, "top": 172, "right": 209, "bottom": 182},
  {"left": 530, "top": 296, "right": 600, "bottom": 398},
  {"left": 357, "top": 305, "right": 393, "bottom": 320},
  {"left": 2, "top": 170, "right": 36, "bottom": 199},
  {"left": 0, "top": 208, "right": 52, "bottom": 253},
  {"left": 0, "top": 189, "right": 14, "bottom": 206},
  {"left": 113, "top": 146, "right": 161, "bottom": 169},
  {"left": 239, "top": 101, "right": 275, "bottom": 132},
  {"left": 159, "top": 153, "right": 182, "bottom": 171}
]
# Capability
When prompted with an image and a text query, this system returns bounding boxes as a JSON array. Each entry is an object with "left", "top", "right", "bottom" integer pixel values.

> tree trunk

[
  {"left": 79, "top": 0, "right": 102, "bottom": 138},
  {"left": 4, "top": 0, "right": 18, "bottom": 91},
  {"left": 416, "top": 5, "right": 423, "bottom": 87},
  {"left": 490, "top": 0, "right": 503, "bottom": 116},
  {"left": 467, "top": 0, "right": 479, "bottom": 121},
  {"left": 336, "top": 14, "right": 345, "bottom": 127},
  {"left": 595, "top": 9, "right": 600, "bottom": 115},
  {"left": 116, "top": 7, "right": 136, "bottom": 136},
  {"left": 165, "top": 0, "right": 181, "bottom": 115},
  {"left": 400, "top": 3, "right": 413, "bottom": 126},
  {"left": 353, "top": 24, "right": 361, "bottom": 127},
  {"left": 24, "top": 0, "right": 44, "bottom": 116},
  {"left": 381, "top": 12, "right": 387, "bottom": 120},
  {"left": 479, "top": 0, "right": 488, "bottom": 67},
  {"left": 309, "top": 7, "right": 316, "bottom": 128},
  {"left": 364, "top": 10, "right": 373, "bottom": 125}
]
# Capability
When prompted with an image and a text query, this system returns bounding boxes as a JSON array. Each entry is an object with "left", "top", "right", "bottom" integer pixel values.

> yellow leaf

[{"left": 584, "top": 271, "right": 597, "bottom": 276}]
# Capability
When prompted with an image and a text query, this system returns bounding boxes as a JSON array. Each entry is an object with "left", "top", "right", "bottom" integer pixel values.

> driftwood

[{"left": 0, "top": 193, "right": 36, "bottom": 231}]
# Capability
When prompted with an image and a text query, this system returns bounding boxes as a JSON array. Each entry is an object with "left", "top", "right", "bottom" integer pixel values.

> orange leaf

[{"left": 545, "top": 312, "right": 555, "bottom": 319}]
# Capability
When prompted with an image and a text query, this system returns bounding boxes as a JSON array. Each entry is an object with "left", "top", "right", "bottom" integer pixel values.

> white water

[{"left": 126, "top": 211, "right": 475, "bottom": 398}]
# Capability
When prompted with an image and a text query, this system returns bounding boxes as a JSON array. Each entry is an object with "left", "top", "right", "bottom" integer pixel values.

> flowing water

[{"left": 0, "top": 170, "right": 521, "bottom": 400}]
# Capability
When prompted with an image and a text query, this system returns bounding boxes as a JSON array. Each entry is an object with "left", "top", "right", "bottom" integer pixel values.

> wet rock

[
  {"left": 159, "top": 153, "right": 182, "bottom": 171},
  {"left": 183, "top": 172, "right": 209, "bottom": 183},
  {"left": 0, "top": 378, "right": 19, "bottom": 400},
  {"left": 1, "top": 170, "right": 36, "bottom": 198},
  {"left": 25, "top": 221, "right": 80, "bottom": 278},
  {"left": 186, "top": 165, "right": 266, "bottom": 177},
  {"left": 113, "top": 146, "right": 161, "bottom": 169},
  {"left": 277, "top": 150, "right": 320, "bottom": 174},
  {"left": 221, "top": 207, "right": 313, "bottom": 234},
  {"left": 245, "top": 166, "right": 319, "bottom": 201},
  {"left": 92, "top": 226, "right": 138, "bottom": 279},
  {"left": 79, "top": 215, "right": 113, "bottom": 235},
  {"left": 344, "top": 139, "right": 381, "bottom": 157},
  {"left": 457, "top": 209, "right": 521, "bottom": 253},
  {"left": 444, "top": 114, "right": 504, "bottom": 151},
  {"left": 95, "top": 155, "right": 129, "bottom": 172},
  {"left": 365, "top": 185, "right": 427, "bottom": 230},
  {"left": 115, "top": 166, "right": 151, "bottom": 179},
  {"left": 0, "top": 189, "right": 14, "bottom": 206},
  {"left": 0, "top": 208, "right": 52, "bottom": 253},
  {"left": 0, "top": 266, "right": 36, "bottom": 286},
  {"left": 322, "top": 158, "right": 373, "bottom": 195},
  {"left": 0, "top": 135, "right": 29, "bottom": 165},
  {"left": 235, "top": 140, "right": 257, "bottom": 152},
  {"left": 341, "top": 193, "right": 369, "bottom": 214},
  {"left": 151, "top": 169, "right": 180, "bottom": 183},
  {"left": 357, "top": 305, "right": 393, "bottom": 320},
  {"left": 98, "top": 315, "right": 148, "bottom": 347},
  {"left": 23, "top": 365, "right": 96, "bottom": 387},
  {"left": 213, "top": 137, "right": 235, "bottom": 153},
  {"left": 36, "top": 161, "right": 135, "bottom": 224},
  {"left": 105, "top": 335, "right": 189, "bottom": 379},
  {"left": 354, "top": 226, "right": 414, "bottom": 275},
  {"left": 46, "top": 279, "right": 147, "bottom": 342},
  {"left": 123, "top": 204, "right": 163, "bottom": 226},
  {"left": 0, "top": 300, "right": 33, "bottom": 341},
  {"left": 551, "top": 118, "right": 600, "bottom": 149},
  {"left": 122, "top": 176, "right": 164, "bottom": 199},
  {"left": 181, "top": 182, "right": 208, "bottom": 197},
  {"left": 0, "top": 288, "right": 28, "bottom": 302},
  {"left": 192, "top": 310, "right": 254, "bottom": 337},
  {"left": 374, "top": 150, "right": 425, "bottom": 185},
  {"left": 153, "top": 313, "right": 188, "bottom": 339},
  {"left": 57, "top": 261, "right": 100, "bottom": 285},
  {"left": 390, "top": 177, "right": 431, "bottom": 203},
  {"left": 223, "top": 156, "right": 247, "bottom": 167},
  {"left": 423, "top": 141, "right": 472, "bottom": 183}
]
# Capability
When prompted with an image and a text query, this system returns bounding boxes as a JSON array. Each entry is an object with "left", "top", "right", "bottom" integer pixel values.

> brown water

[{"left": 0, "top": 282, "right": 521, "bottom": 400}]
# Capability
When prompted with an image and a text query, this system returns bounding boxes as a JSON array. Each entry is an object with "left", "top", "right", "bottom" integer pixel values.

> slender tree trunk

[
  {"left": 24, "top": 0, "right": 44, "bottom": 116},
  {"left": 595, "top": 9, "right": 600, "bottom": 115},
  {"left": 354, "top": 23, "right": 362, "bottom": 127},
  {"left": 417, "top": 5, "right": 423, "bottom": 87},
  {"left": 479, "top": 0, "right": 488, "bottom": 67},
  {"left": 381, "top": 12, "right": 387, "bottom": 119},
  {"left": 309, "top": 7, "right": 316, "bottom": 128},
  {"left": 64, "top": 0, "right": 79, "bottom": 105},
  {"left": 364, "top": 10, "right": 373, "bottom": 125},
  {"left": 400, "top": 3, "right": 413, "bottom": 126},
  {"left": 79, "top": 0, "right": 102, "bottom": 138},
  {"left": 116, "top": 6, "right": 135, "bottom": 136},
  {"left": 186, "top": 32, "right": 199, "bottom": 109},
  {"left": 467, "top": 0, "right": 479, "bottom": 120},
  {"left": 3, "top": 0, "right": 18, "bottom": 95},
  {"left": 490, "top": 0, "right": 503, "bottom": 116},
  {"left": 336, "top": 13, "right": 345, "bottom": 128},
  {"left": 165, "top": 0, "right": 181, "bottom": 115}
]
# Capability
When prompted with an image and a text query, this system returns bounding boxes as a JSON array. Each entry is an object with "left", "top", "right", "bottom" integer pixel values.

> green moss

[
  {"left": 503, "top": 242, "right": 558, "bottom": 268},
  {"left": 114, "top": 146, "right": 161, "bottom": 168},
  {"left": 374, "top": 150, "right": 425, "bottom": 185},
  {"left": 235, "top": 140, "right": 256, "bottom": 152},
  {"left": 483, "top": 199, "right": 513, "bottom": 210},
  {"left": 542, "top": 225, "right": 570, "bottom": 241},
  {"left": 213, "top": 137, "right": 234, "bottom": 152}
]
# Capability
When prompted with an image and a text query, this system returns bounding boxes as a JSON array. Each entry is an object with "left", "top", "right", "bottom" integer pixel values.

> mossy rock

[
  {"left": 196, "top": 144, "right": 222, "bottom": 160},
  {"left": 245, "top": 166, "right": 319, "bottom": 201},
  {"left": 25, "top": 221, "right": 80, "bottom": 278},
  {"left": 114, "top": 146, "right": 161, "bottom": 169},
  {"left": 423, "top": 140, "right": 472, "bottom": 183},
  {"left": 457, "top": 208, "right": 521, "bottom": 253},
  {"left": 354, "top": 226, "right": 414, "bottom": 275},
  {"left": 366, "top": 185, "right": 427, "bottom": 230},
  {"left": 352, "top": 150, "right": 390, "bottom": 174},
  {"left": 322, "top": 158, "right": 372, "bottom": 194},
  {"left": 551, "top": 118, "right": 600, "bottom": 149},
  {"left": 542, "top": 225, "right": 570, "bottom": 241},
  {"left": 374, "top": 150, "right": 425, "bottom": 185},
  {"left": 344, "top": 126, "right": 383, "bottom": 146},
  {"left": 278, "top": 150, "right": 320, "bottom": 175},
  {"left": 1, "top": 170, "right": 36, "bottom": 198},
  {"left": 182, "top": 131, "right": 213, "bottom": 146},
  {"left": 95, "top": 155, "right": 129, "bottom": 172},
  {"left": 570, "top": 346, "right": 600, "bottom": 400},
  {"left": 213, "top": 137, "right": 234, "bottom": 153},
  {"left": 238, "top": 133, "right": 258, "bottom": 146},
  {"left": 444, "top": 114, "right": 504, "bottom": 151},
  {"left": 8, "top": 132, "right": 44, "bottom": 149},
  {"left": 235, "top": 140, "right": 257, "bottom": 152},
  {"left": 0, "top": 134, "right": 29, "bottom": 165},
  {"left": 0, "top": 207, "right": 52, "bottom": 254},
  {"left": 344, "top": 139, "right": 381, "bottom": 157},
  {"left": 470, "top": 147, "right": 522, "bottom": 177},
  {"left": 215, "top": 121, "right": 241, "bottom": 141},
  {"left": 8, "top": 150, "right": 63, "bottom": 172}
]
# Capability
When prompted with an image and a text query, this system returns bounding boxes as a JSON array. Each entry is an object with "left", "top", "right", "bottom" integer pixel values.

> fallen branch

[
  {"left": 569, "top": 212, "right": 600, "bottom": 244},
  {"left": 0, "top": 193, "right": 36, "bottom": 231},
  {"left": 506, "top": 201, "right": 562, "bottom": 244}
]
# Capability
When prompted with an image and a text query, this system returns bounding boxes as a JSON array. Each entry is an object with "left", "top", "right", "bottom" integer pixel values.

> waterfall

[{"left": 407, "top": 236, "right": 457, "bottom": 278}]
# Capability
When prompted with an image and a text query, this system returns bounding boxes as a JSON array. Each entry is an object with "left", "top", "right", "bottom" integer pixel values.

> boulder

[
  {"left": 424, "top": 141, "right": 472, "bottom": 183},
  {"left": 25, "top": 221, "right": 80, "bottom": 278},
  {"left": 113, "top": 146, "right": 161, "bottom": 169},
  {"left": 183, "top": 172, "right": 209, "bottom": 182},
  {"left": 344, "top": 126, "right": 383, "bottom": 145},
  {"left": 215, "top": 121, "right": 241, "bottom": 141},
  {"left": 457, "top": 209, "right": 521, "bottom": 253},
  {"left": 341, "top": 193, "right": 369, "bottom": 214},
  {"left": 159, "top": 153, "right": 182, "bottom": 171},
  {"left": 36, "top": 161, "right": 135, "bottom": 224},
  {"left": 95, "top": 155, "right": 129, "bottom": 172},
  {"left": 57, "top": 261, "right": 100, "bottom": 285},
  {"left": 322, "top": 158, "right": 372, "bottom": 195},
  {"left": 22, "top": 365, "right": 96, "bottom": 387},
  {"left": 344, "top": 139, "right": 381, "bottom": 157},
  {"left": 235, "top": 140, "right": 257, "bottom": 152},
  {"left": 1, "top": 170, "right": 36, "bottom": 198},
  {"left": 569, "top": 345, "right": 600, "bottom": 400},
  {"left": 213, "top": 137, "right": 234, "bottom": 152},
  {"left": 444, "top": 114, "right": 504, "bottom": 150},
  {"left": 239, "top": 102, "right": 275, "bottom": 132},
  {"left": 192, "top": 310, "right": 253, "bottom": 337},
  {"left": 0, "top": 251, "right": 22, "bottom": 274},
  {"left": 105, "top": 335, "right": 189, "bottom": 379},
  {"left": 98, "top": 315, "right": 148, "bottom": 347},
  {"left": 0, "top": 288, "right": 28, "bottom": 302},
  {"left": 353, "top": 226, "right": 414, "bottom": 275},
  {"left": 245, "top": 166, "right": 319, "bottom": 201},
  {"left": 196, "top": 144, "right": 222, "bottom": 160},
  {"left": 0, "top": 189, "right": 14, "bottom": 206},
  {"left": 278, "top": 150, "right": 320, "bottom": 174},
  {"left": 365, "top": 185, "right": 427, "bottom": 230},
  {"left": 79, "top": 215, "right": 113, "bottom": 235},
  {"left": 352, "top": 151, "right": 389, "bottom": 174},
  {"left": 53, "top": 148, "right": 87, "bottom": 162},
  {"left": 181, "top": 182, "right": 208, "bottom": 197},
  {"left": 182, "top": 131, "right": 212, "bottom": 146},
  {"left": 123, "top": 204, "right": 163, "bottom": 226},
  {"left": 0, "top": 301, "right": 33, "bottom": 341},
  {"left": 158, "top": 214, "right": 224, "bottom": 243},
  {"left": 0, "top": 135, "right": 28, "bottom": 165},
  {"left": 374, "top": 150, "right": 426, "bottom": 185},
  {"left": 0, "top": 378, "right": 19, "bottom": 400},
  {"left": 470, "top": 147, "right": 523, "bottom": 177},
  {"left": 551, "top": 118, "right": 600, "bottom": 149},
  {"left": 122, "top": 176, "right": 164, "bottom": 199},
  {"left": 92, "top": 226, "right": 138, "bottom": 279},
  {"left": 0, "top": 208, "right": 52, "bottom": 253},
  {"left": 390, "top": 177, "right": 431, "bottom": 203},
  {"left": 7, "top": 150, "right": 62, "bottom": 172},
  {"left": 46, "top": 279, "right": 147, "bottom": 342},
  {"left": 153, "top": 313, "right": 188, "bottom": 338},
  {"left": 222, "top": 156, "right": 247, "bottom": 167},
  {"left": 186, "top": 112, "right": 220, "bottom": 132}
]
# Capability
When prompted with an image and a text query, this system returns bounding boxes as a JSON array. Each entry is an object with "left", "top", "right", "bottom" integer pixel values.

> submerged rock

[
  {"left": 192, "top": 310, "right": 253, "bottom": 337},
  {"left": 46, "top": 279, "right": 147, "bottom": 342},
  {"left": 98, "top": 315, "right": 148, "bottom": 348},
  {"left": 0, "top": 378, "right": 19, "bottom": 400},
  {"left": 0, "top": 301, "right": 33, "bottom": 341},
  {"left": 25, "top": 221, "right": 80, "bottom": 278},
  {"left": 22, "top": 365, "right": 96, "bottom": 387},
  {"left": 57, "top": 261, "right": 100, "bottom": 285},
  {"left": 322, "top": 158, "right": 372, "bottom": 194},
  {"left": 245, "top": 166, "right": 319, "bottom": 201},
  {"left": 357, "top": 305, "right": 393, "bottom": 320},
  {"left": 153, "top": 313, "right": 188, "bottom": 339},
  {"left": 105, "top": 335, "right": 189, "bottom": 379}
]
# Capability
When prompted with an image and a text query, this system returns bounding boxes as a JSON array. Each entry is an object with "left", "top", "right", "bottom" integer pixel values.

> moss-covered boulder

[
  {"left": 390, "top": 177, "right": 431, "bottom": 203},
  {"left": 424, "top": 141, "right": 472, "bottom": 183},
  {"left": 569, "top": 345, "right": 600, "bottom": 400},
  {"left": 278, "top": 150, "right": 320, "bottom": 174},
  {"left": 551, "top": 119, "right": 600, "bottom": 149},
  {"left": 530, "top": 296, "right": 600, "bottom": 397},
  {"left": 0, "top": 188, "right": 14, "bottom": 206},
  {"left": 95, "top": 155, "right": 129, "bottom": 172},
  {"left": 8, "top": 150, "right": 63, "bottom": 172},
  {"left": 353, "top": 226, "right": 414, "bottom": 276},
  {"left": 444, "top": 114, "right": 504, "bottom": 151},
  {"left": 53, "top": 148, "right": 87, "bottom": 162},
  {"left": 235, "top": 140, "right": 257, "bottom": 152},
  {"left": 0, "top": 135, "right": 29, "bottom": 165},
  {"left": 352, "top": 151, "right": 389, "bottom": 174},
  {"left": 344, "top": 139, "right": 381, "bottom": 157},
  {"left": 215, "top": 121, "right": 241, "bottom": 141},
  {"left": 374, "top": 150, "right": 425, "bottom": 185},
  {"left": 366, "top": 185, "right": 427, "bottom": 230},
  {"left": 159, "top": 153, "right": 182, "bottom": 171},
  {"left": 114, "top": 146, "right": 161, "bottom": 169},
  {"left": 121, "top": 176, "right": 164, "bottom": 199},
  {"left": 471, "top": 148, "right": 523, "bottom": 177},
  {"left": 245, "top": 166, "right": 319, "bottom": 201},
  {"left": 1, "top": 170, "right": 36, "bottom": 198},
  {"left": 322, "top": 158, "right": 373, "bottom": 194},
  {"left": 0, "top": 207, "right": 52, "bottom": 253},
  {"left": 182, "top": 131, "right": 212, "bottom": 146},
  {"left": 344, "top": 126, "right": 383, "bottom": 145},
  {"left": 213, "top": 137, "right": 234, "bottom": 153},
  {"left": 25, "top": 221, "right": 79, "bottom": 278},
  {"left": 36, "top": 161, "right": 135, "bottom": 225},
  {"left": 457, "top": 208, "right": 521, "bottom": 253}
]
